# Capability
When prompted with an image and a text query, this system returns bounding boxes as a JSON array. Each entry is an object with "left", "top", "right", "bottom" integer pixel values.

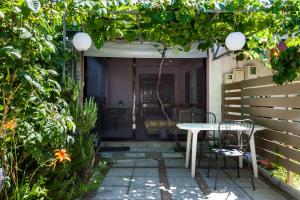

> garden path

[{"left": 87, "top": 148, "right": 293, "bottom": 200}]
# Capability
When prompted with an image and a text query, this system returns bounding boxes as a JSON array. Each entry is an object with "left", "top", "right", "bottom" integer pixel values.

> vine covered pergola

[{"left": 69, "top": 0, "right": 300, "bottom": 84}]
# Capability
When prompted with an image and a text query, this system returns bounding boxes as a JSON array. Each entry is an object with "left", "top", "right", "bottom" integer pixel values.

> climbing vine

[{"left": 64, "top": 0, "right": 300, "bottom": 84}]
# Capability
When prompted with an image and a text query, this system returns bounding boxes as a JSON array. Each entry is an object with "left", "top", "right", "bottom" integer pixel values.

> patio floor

[{"left": 87, "top": 148, "right": 294, "bottom": 200}]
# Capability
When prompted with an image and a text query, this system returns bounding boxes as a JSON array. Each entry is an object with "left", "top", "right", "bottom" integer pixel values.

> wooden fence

[{"left": 222, "top": 75, "right": 300, "bottom": 175}]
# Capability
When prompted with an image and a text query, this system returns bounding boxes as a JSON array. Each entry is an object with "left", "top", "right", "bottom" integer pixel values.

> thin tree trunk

[
  {"left": 156, "top": 47, "right": 180, "bottom": 148},
  {"left": 132, "top": 58, "right": 137, "bottom": 139},
  {"left": 156, "top": 47, "right": 171, "bottom": 122}
]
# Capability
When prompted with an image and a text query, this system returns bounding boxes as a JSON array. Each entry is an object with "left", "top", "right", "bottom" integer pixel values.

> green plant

[
  {"left": 74, "top": 98, "right": 98, "bottom": 135},
  {"left": 13, "top": 176, "right": 48, "bottom": 200},
  {"left": 271, "top": 47, "right": 300, "bottom": 85}
]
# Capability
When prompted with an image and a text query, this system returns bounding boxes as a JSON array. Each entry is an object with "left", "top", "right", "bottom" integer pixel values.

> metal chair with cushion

[{"left": 207, "top": 119, "right": 255, "bottom": 190}]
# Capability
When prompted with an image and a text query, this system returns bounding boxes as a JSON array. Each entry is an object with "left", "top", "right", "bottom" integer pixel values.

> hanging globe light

[
  {"left": 72, "top": 32, "right": 92, "bottom": 51},
  {"left": 225, "top": 32, "right": 246, "bottom": 51}
]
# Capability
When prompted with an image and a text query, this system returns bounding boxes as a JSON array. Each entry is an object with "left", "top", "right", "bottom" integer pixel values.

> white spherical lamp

[
  {"left": 72, "top": 32, "right": 92, "bottom": 51},
  {"left": 225, "top": 32, "right": 246, "bottom": 51}
]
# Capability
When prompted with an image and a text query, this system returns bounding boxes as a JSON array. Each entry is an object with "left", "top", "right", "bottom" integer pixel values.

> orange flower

[
  {"left": 51, "top": 149, "right": 71, "bottom": 171},
  {"left": 271, "top": 48, "right": 280, "bottom": 58},
  {"left": 258, "top": 159, "right": 273, "bottom": 169},
  {"left": 54, "top": 149, "right": 71, "bottom": 163},
  {"left": 2, "top": 119, "right": 16, "bottom": 130}
]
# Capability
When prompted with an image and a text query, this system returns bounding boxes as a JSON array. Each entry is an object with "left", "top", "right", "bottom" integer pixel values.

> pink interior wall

[{"left": 106, "top": 58, "right": 203, "bottom": 107}]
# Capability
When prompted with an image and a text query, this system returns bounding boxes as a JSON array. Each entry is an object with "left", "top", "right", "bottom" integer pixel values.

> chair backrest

[
  {"left": 192, "top": 111, "right": 216, "bottom": 123},
  {"left": 178, "top": 109, "right": 192, "bottom": 123},
  {"left": 217, "top": 119, "right": 255, "bottom": 150}
]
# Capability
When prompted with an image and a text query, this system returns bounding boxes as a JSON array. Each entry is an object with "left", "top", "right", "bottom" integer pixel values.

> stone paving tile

[
  {"left": 131, "top": 177, "right": 160, "bottom": 187},
  {"left": 168, "top": 177, "right": 198, "bottom": 187},
  {"left": 135, "top": 159, "right": 158, "bottom": 167},
  {"left": 125, "top": 152, "right": 146, "bottom": 158},
  {"left": 133, "top": 168, "right": 159, "bottom": 177},
  {"left": 105, "top": 168, "right": 134, "bottom": 177},
  {"left": 243, "top": 188, "right": 287, "bottom": 200},
  {"left": 112, "top": 160, "right": 136, "bottom": 167},
  {"left": 198, "top": 169, "right": 227, "bottom": 178},
  {"left": 166, "top": 168, "right": 191, "bottom": 177},
  {"left": 170, "top": 186, "right": 204, "bottom": 200},
  {"left": 231, "top": 177, "right": 270, "bottom": 189},
  {"left": 164, "top": 158, "right": 186, "bottom": 167},
  {"left": 206, "top": 187, "right": 251, "bottom": 200},
  {"left": 99, "top": 152, "right": 113, "bottom": 159},
  {"left": 203, "top": 176, "right": 238, "bottom": 188},
  {"left": 162, "top": 152, "right": 184, "bottom": 158},
  {"left": 101, "top": 176, "right": 132, "bottom": 187},
  {"left": 91, "top": 186, "right": 128, "bottom": 200},
  {"left": 224, "top": 169, "right": 254, "bottom": 178},
  {"left": 128, "top": 186, "right": 161, "bottom": 199}
]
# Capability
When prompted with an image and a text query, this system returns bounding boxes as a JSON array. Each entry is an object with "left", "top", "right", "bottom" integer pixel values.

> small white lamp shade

[
  {"left": 225, "top": 32, "right": 246, "bottom": 51},
  {"left": 72, "top": 32, "right": 92, "bottom": 51}
]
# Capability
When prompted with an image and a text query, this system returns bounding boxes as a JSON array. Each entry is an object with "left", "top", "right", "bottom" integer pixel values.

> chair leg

[
  {"left": 223, "top": 156, "right": 227, "bottom": 168},
  {"left": 236, "top": 158, "right": 240, "bottom": 178},
  {"left": 214, "top": 152, "right": 222, "bottom": 190},
  {"left": 207, "top": 149, "right": 212, "bottom": 177},
  {"left": 245, "top": 155, "right": 255, "bottom": 191}
]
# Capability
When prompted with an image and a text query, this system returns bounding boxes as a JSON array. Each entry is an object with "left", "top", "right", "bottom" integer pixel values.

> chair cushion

[{"left": 212, "top": 148, "right": 244, "bottom": 157}]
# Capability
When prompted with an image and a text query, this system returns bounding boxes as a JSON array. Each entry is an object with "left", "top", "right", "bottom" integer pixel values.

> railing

[{"left": 222, "top": 75, "right": 300, "bottom": 178}]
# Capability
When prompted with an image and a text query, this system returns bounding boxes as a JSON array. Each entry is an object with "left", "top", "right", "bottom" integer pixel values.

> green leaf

[{"left": 1, "top": 46, "right": 22, "bottom": 59}]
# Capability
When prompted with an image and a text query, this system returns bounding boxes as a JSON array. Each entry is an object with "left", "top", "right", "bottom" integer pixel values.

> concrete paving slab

[
  {"left": 105, "top": 168, "right": 134, "bottom": 177},
  {"left": 101, "top": 176, "right": 132, "bottom": 187},
  {"left": 131, "top": 177, "right": 160, "bottom": 187},
  {"left": 133, "top": 168, "right": 159, "bottom": 177},
  {"left": 244, "top": 188, "right": 288, "bottom": 200},
  {"left": 125, "top": 152, "right": 145, "bottom": 158},
  {"left": 164, "top": 158, "right": 186, "bottom": 167},
  {"left": 162, "top": 152, "right": 184, "bottom": 158},
  {"left": 91, "top": 186, "right": 128, "bottom": 200},
  {"left": 168, "top": 177, "right": 198, "bottom": 187},
  {"left": 128, "top": 186, "right": 161, "bottom": 199},
  {"left": 170, "top": 186, "right": 204, "bottom": 200},
  {"left": 206, "top": 187, "right": 251, "bottom": 200}
]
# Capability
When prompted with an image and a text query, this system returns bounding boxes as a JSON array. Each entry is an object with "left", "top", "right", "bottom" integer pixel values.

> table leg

[
  {"left": 185, "top": 131, "right": 192, "bottom": 168},
  {"left": 191, "top": 131, "right": 198, "bottom": 177},
  {"left": 250, "top": 137, "right": 258, "bottom": 178}
]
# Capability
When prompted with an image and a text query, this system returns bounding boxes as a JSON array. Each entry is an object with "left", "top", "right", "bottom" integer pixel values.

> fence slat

[
  {"left": 242, "top": 83, "right": 300, "bottom": 96},
  {"left": 248, "top": 116, "right": 300, "bottom": 136},
  {"left": 223, "top": 114, "right": 241, "bottom": 120},
  {"left": 243, "top": 107, "right": 300, "bottom": 121},
  {"left": 241, "top": 76, "right": 273, "bottom": 88},
  {"left": 223, "top": 82, "right": 241, "bottom": 90},
  {"left": 224, "top": 91, "right": 241, "bottom": 98},
  {"left": 224, "top": 99, "right": 241, "bottom": 105},
  {"left": 242, "top": 96, "right": 300, "bottom": 108},
  {"left": 255, "top": 129, "right": 300, "bottom": 148},
  {"left": 224, "top": 107, "right": 241, "bottom": 113},
  {"left": 255, "top": 137, "right": 300, "bottom": 162}
]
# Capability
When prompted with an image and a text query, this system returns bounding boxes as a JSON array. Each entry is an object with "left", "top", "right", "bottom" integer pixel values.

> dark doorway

[{"left": 84, "top": 57, "right": 207, "bottom": 141}]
